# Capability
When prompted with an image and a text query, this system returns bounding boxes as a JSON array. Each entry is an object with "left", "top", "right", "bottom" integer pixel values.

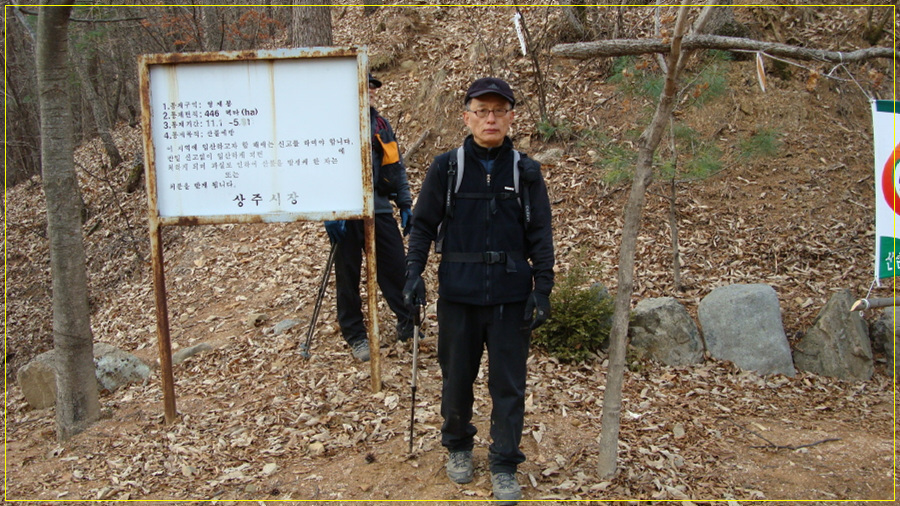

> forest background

[{"left": 3, "top": 1, "right": 898, "bottom": 503}]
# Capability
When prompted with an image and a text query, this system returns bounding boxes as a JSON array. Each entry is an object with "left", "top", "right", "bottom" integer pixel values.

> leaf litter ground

[{"left": 4, "top": 4, "right": 897, "bottom": 503}]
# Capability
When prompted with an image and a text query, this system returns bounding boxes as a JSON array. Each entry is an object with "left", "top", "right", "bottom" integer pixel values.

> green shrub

[
  {"left": 684, "top": 145, "right": 723, "bottom": 179},
  {"left": 533, "top": 264, "right": 614, "bottom": 363},
  {"left": 739, "top": 128, "right": 782, "bottom": 160},
  {"left": 682, "top": 57, "right": 729, "bottom": 107},
  {"left": 609, "top": 56, "right": 663, "bottom": 100},
  {"left": 596, "top": 143, "right": 637, "bottom": 184},
  {"left": 537, "top": 118, "right": 576, "bottom": 142}
]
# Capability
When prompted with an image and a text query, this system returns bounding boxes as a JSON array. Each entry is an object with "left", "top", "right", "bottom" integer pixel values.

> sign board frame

[
  {"left": 139, "top": 47, "right": 382, "bottom": 423},
  {"left": 873, "top": 99, "right": 899, "bottom": 282}
]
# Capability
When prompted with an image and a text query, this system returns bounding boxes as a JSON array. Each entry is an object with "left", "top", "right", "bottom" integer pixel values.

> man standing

[
  {"left": 403, "top": 77, "right": 554, "bottom": 504},
  {"left": 325, "top": 73, "right": 414, "bottom": 362}
]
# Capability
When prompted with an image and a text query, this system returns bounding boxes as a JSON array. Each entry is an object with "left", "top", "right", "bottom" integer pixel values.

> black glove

[
  {"left": 400, "top": 207, "right": 413, "bottom": 236},
  {"left": 403, "top": 274, "right": 425, "bottom": 309},
  {"left": 524, "top": 292, "right": 551, "bottom": 330},
  {"left": 324, "top": 220, "right": 346, "bottom": 244}
]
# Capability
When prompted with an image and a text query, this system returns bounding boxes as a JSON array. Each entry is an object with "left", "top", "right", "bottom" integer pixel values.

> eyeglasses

[{"left": 466, "top": 108, "right": 511, "bottom": 118}]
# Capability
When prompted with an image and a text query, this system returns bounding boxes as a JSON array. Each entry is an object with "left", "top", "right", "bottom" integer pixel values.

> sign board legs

[
  {"left": 365, "top": 216, "right": 382, "bottom": 392},
  {"left": 149, "top": 220, "right": 177, "bottom": 424}
]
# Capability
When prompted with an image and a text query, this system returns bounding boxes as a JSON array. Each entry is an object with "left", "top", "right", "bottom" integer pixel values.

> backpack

[
  {"left": 435, "top": 146, "right": 539, "bottom": 253},
  {"left": 373, "top": 115, "right": 403, "bottom": 197}
]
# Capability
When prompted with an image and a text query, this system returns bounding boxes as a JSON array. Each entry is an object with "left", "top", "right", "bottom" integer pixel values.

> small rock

[
  {"left": 308, "top": 442, "right": 325, "bottom": 456},
  {"left": 517, "top": 135, "right": 532, "bottom": 151},
  {"left": 273, "top": 319, "right": 301, "bottom": 336},
  {"left": 248, "top": 313, "right": 268, "bottom": 327},
  {"left": 172, "top": 343, "right": 213, "bottom": 365},
  {"left": 531, "top": 148, "right": 564, "bottom": 165}
]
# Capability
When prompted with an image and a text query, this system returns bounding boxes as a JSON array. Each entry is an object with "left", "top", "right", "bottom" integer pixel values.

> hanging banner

[{"left": 873, "top": 100, "right": 899, "bottom": 280}]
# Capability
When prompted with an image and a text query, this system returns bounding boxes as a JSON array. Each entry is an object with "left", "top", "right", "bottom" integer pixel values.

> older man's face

[{"left": 463, "top": 95, "right": 515, "bottom": 148}]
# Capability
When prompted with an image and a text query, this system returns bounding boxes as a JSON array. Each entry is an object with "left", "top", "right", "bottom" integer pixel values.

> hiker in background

[
  {"left": 403, "top": 77, "right": 555, "bottom": 505},
  {"left": 324, "top": 73, "right": 414, "bottom": 362}
]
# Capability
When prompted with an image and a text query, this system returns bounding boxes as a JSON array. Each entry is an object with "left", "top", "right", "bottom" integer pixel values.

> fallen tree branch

[
  {"left": 751, "top": 438, "right": 842, "bottom": 451},
  {"left": 850, "top": 297, "right": 897, "bottom": 311},
  {"left": 402, "top": 129, "right": 430, "bottom": 161},
  {"left": 552, "top": 34, "right": 897, "bottom": 63},
  {"left": 721, "top": 418, "right": 842, "bottom": 451}
]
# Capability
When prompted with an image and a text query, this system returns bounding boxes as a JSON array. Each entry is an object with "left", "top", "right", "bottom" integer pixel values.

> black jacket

[{"left": 407, "top": 135, "right": 554, "bottom": 305}]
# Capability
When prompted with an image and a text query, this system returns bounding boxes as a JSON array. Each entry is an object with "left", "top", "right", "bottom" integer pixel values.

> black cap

[
  {"left": 464, "top": 77, "right": 515, "bottom": 108},
  {"left": 368, "top": 73, "right": 382, "bottom": 88}
]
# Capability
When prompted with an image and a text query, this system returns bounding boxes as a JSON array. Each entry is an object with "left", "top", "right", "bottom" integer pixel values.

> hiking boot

[
  {"left": 491, "top": 472, "right": 521, "bottom": 505},
  {"left": 446, "top": 450, "right": 474, "bottom": 484},
  {"left": 350, "top": 339, "right": 370, "bottom": 362}
]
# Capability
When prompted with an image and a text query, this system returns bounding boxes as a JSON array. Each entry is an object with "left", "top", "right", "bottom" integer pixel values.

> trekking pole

[
  {"left": 300, "top": 241, "right": 337, "bottom": 358},
  {"left": 408, "top": 302, "right": 422, "bottom": 453}
]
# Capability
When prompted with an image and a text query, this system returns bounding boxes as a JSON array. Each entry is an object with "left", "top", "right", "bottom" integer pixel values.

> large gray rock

[
  {"left": 886, "top": 325, "right": 897, "bottom": 377},
  {"left": 532, "top": 148, "right": 564, "bottom": 165},
  {"left": 93, "top": 342, "right": 151, "bottom": 393},
  {"left": 17, "top": 343, "right": 151, "bottom": 409},
  {"left": 870, "top": 307, "right": 897, "bottom": 375},
  {"left": 16, "top": 351, "right": 57, "bottom": 409},
  {"left": 794, "top": 290, "right": 873, "bottom": 381},
  {"left": 629, "top": 297, "right": 704, "bottom": 366},
  {"left": 698, "top": 284, "right": 796, "bottom": 376}
]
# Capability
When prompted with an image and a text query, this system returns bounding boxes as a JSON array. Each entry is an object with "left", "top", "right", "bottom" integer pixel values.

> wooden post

[
  {"left": 148, "top": 219, "right": 177, "bottom": 424},
  {"left": 364, "top": 215, "right": 381, "bottom": 392}
]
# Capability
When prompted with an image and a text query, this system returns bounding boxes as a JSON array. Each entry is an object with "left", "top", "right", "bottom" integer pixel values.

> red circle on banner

[{"left": 882, "top": 143, "right": 900, "bottom": 215}]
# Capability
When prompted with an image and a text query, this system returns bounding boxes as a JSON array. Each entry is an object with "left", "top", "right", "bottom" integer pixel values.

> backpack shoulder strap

[
  {"left": 445, "top": 148, "right": 459, "bottom": 219},
  {"left": 454, "top": 146, "right": 465, "bottom": 193},
  {"left": 513, "top": 149, "right": 521, "bottom": 196},
  {"left": 455, "top": 148, "right": 521, "bottom": 193}
]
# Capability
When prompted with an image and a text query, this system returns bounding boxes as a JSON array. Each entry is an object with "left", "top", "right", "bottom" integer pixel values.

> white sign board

[
  {"left": 142, "top": 48, "right": 370, "bottom": 223},
  {"left": 872, "top": 99, "right": 899, "bottom": 280}
]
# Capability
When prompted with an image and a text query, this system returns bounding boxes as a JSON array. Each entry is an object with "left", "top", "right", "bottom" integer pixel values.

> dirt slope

[{"left": 4, "top": 4, "right": 896, "bottom": 503}]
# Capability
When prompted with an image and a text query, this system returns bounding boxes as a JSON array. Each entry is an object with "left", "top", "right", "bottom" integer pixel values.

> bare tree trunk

[
  {"left": 668, "top": 176, "right": 682, "bottom": 291},
  {"left": 560, "top": 5, "right": 587, "bottom": 39},
  {"left": 200, "top": 6, "right": 222, "bottom": 51},
  {"left": 2, "top": 52, "right": 42, "bottom": 184},
  {"left": 72, "top": 51, "right": 123, "bottom": 168},
  {"left": 291, "top": 1, "right": 333, "bottom": 47},
  {"left": 363, "top": 0, "right": 382, "bottom": 16},
  {"left": 596, "top": 4, "right": 692, "bottom": 479},
  {"left": 666, "top": 118, "right": 682, "bottom": 292},
  {"left": 37, "top": 4, "right": 100, "bottom": 441},
  {"left": 514, "top": 8, "right": 548, "bottom": 123},
  {"left": 868, "top": 2, "right": 897, "bottom": 45}
]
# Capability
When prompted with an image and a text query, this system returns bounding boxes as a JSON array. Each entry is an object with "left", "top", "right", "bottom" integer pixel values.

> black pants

[
  {"left": 334, "top": 213, "right": 411, "bottom": 345},
  {"left": 437, "top": 298, "right": 531, "bottom": 474}
]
